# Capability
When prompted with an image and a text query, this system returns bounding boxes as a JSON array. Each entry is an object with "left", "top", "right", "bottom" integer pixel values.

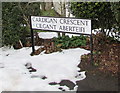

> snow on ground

[
  {"left": 38, "top": 32, "right": 80, "bottom": 39},
  {"left": 0, "top": 46, "right": 89, "bottom": 92},
  {"left": 38, "top": 29, "right": 119, "bottom": 41},
  {"left": 38, "top": 32, "right": 58, "bottom": 39}
]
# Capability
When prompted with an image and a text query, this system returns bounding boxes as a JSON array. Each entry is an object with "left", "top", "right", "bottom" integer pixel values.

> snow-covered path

[{"left": 0, "top": 46, "right": 89, "bottom": 92}]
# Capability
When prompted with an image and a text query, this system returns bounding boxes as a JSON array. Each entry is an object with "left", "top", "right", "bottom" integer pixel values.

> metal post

[
  {"left": 90, "top": 20, "right": 93, "bottom": 64},
  {"left": 30, "top": 16, "right": 35, "bottom": 54},
  {"left": 31, "top": 29, "right": 35, "bottom": 54},
  {"left": 90, "top": 34, "right": 93, "bottom": 64}
]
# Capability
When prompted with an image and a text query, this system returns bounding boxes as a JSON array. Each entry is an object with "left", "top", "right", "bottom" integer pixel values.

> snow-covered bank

[
  {"left": 38, "top": 32, "right": 80, "bottom": 39},
  {"left": 0, "top": 47, "right": 89, "bottom": 92}
]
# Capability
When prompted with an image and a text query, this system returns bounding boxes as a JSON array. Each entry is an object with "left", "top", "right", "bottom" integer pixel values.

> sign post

[
  {"left": 30, "top": 16, "right": 35, "bottom": 54},
  {"left": 30, "top": 16, "right": 93, "bottom": 62},
  {"left": 30, "top": 29, "right": 35, "bottom": 54},
  {"left": 90, "top": 34, "right": 93, "bottom": 63}
]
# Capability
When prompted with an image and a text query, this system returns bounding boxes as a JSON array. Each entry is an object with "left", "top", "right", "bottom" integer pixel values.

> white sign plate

[{"left": 31, "top": 16, "right": 91, "bottom": 35}]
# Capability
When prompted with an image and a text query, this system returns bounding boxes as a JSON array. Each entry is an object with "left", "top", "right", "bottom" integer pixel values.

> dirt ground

[{"left": 76, "top": 33, "right": 120, "bottom": 92}]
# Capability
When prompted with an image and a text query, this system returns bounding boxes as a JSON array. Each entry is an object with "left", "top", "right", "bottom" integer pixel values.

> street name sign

[
  {"left": 30, "top": 16, "right": 93, "bottom": 63},
  {"left": 31, "top": 16, "right": 91, "bottom": 35}
]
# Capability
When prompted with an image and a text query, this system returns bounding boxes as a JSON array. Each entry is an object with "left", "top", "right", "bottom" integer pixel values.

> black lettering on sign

[
  {"left": 33, "top": 17, "right": 57, "bottom": 24},
  {"left": 36, "top": 24, "right": 56, "bottom": 30},
  {"left": 59, "top": 18, "right": 89, "bottom": 26},
  {"left": 59, "top": 25, "right": 85, "bottom": 33}
]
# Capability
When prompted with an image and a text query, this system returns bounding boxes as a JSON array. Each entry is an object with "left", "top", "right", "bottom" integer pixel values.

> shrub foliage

[{"left": 53, "top": 35, "right": 87, "bottom": 49}]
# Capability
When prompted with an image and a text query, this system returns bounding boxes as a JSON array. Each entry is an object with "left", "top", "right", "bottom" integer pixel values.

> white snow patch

[
  {"left": 92, "top": 28, "right": 120, "bottom": 41},
  {"left": 38, "top": 32, "right": 58, "bottom": 39},
  {"left": 0, "top": 47, "right": 89, "bottom": 92},
  {"left": 38, "top": 32, "right": 81, "bottom": 39}
]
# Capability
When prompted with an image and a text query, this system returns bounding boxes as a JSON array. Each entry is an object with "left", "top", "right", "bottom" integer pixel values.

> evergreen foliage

[
  {"left": 2, "top": 2, "right": 41, "bottom": 46},
  {"left": 110, "top": 2, "right": 120, "bottom": 39},
  {"left": 53, "top": 35, "right": 87, "bottom": 49},
  {"left": 110, "top": 2, "right": 120, "bottom": 24},
  {"left": 70, "top": 2, "right": 117, "bottom": 36}
]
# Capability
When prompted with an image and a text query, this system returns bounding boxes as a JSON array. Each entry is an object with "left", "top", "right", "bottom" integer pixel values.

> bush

[
  {"left": 70, "top": 2, "right": 117, "bottom": 36},
  {"left": 2, "top": 2, "right": 41, "bottom": 46},
  {"left": 52, "top": 35, "right": 87, "bottom": 49}
]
